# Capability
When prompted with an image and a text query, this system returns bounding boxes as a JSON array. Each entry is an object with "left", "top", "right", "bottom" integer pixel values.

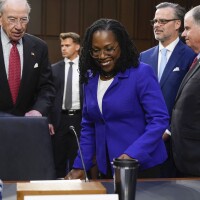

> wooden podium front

[{"left": 17, "top": 181, "right": 106, "bottom": 200}]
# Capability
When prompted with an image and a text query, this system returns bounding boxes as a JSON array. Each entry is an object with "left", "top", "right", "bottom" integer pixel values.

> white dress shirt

[
  {"left": 1, "top": 27, "right": 23, "bottom": 78},
  {"left": 158, "top": 37, "right": 179, "bottom": 136},
  {"left": 158, "top": 37, "right": 179, "bottom": 77}
]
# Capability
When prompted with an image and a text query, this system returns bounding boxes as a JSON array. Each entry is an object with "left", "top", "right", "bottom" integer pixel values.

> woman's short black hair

[{"left": 79, "top": 18, "right": 139, "bottom": 83}]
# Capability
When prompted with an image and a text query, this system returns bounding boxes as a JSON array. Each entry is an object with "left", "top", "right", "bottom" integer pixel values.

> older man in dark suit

[
  {"left": 0, "top": 0, "right": 55, "bottom": 117},
  {"left": 171, "top": 5, "right": 200, "bottom": 177}
]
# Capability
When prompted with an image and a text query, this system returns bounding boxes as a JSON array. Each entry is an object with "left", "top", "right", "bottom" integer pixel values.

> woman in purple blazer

[{"left": 65, "top": 18, "right": 169, "bottom": 179}]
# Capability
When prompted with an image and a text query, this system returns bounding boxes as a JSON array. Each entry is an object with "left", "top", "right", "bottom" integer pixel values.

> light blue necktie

[{"left": 158, "top": 48, "right": 167, "bottom": 81}]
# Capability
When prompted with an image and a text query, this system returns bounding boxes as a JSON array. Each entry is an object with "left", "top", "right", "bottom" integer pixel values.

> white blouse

[{"left": 97, "top": 77, "right": 114, "bottom": 113}]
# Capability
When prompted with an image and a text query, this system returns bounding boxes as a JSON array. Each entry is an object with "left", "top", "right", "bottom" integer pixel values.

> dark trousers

[
  {"left": 138, "top": 164, "right": 162, "bottom": 178},
  {"left": 53, "top": 112, "right": 82, "bottom": 178},
  {"left": 160, "top": 139, "right": 177, "bottom": 178}
]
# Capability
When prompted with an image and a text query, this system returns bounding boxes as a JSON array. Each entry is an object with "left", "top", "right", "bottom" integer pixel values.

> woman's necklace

[{"left": 100, "top": 70, "right": 115, "bottom": 80}]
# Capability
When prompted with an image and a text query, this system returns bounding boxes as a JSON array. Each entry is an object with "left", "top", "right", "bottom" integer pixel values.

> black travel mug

[{"left": 113, "top": 158, "right": 139, "bottom": 200}]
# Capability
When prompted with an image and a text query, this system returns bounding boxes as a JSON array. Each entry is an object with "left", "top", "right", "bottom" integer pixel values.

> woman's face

[{"left": 91, "top": 30, "right": 121, "bottom": 73}]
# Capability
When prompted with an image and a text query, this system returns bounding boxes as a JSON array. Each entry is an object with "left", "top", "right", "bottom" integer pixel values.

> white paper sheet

[{"left": 24, "top": 194, "right": 118, "bottom": 200}]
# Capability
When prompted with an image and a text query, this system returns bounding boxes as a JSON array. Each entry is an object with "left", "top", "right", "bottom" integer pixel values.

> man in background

[
  {"left": 50, "top": 32, "right": 82, "bottom": 178},
  {"left": 0, "top": 0, "right": 55, "bottom": 117},
  {"left": 171, "top": 5, "right": 200, "bottom": 177},
  {"left": 140, "top": 2, "right": 196, "bottom": 177}
]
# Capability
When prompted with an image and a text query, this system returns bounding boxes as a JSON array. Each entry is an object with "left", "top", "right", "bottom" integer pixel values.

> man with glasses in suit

[{"left": 140, "top": 2, "right": 196, "bottom": 177}]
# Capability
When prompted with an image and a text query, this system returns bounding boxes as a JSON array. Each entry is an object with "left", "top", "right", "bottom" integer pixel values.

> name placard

[{"left": 17, "top": 181, "right": 106, "bottom": 200}]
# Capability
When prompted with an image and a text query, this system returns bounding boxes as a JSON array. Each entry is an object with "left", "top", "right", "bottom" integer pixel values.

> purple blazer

[{"left": 73, "top": 62, "right": 169, "bottom": 174}]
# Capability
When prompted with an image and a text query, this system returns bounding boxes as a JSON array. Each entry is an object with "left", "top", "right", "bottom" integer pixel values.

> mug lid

[{"left": 113, "top": 158, "right": 139, "bottom": 168}]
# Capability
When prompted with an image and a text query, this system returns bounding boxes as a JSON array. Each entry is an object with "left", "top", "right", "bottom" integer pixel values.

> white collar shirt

[
  {"left": 1, "top": 27, "right": 23, "bottom": 78},
  {"left": 158, "top": 37, "right": 179, "bottom": 76}
]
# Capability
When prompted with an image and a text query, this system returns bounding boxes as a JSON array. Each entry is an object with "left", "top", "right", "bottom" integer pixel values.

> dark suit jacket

[
  {"left": 0, "top": 32, "right": 55, "bottom": 116},
  {"left": 50, "top": 60, "right": 82, "bottom": 129},
  {"left": 140, "top": 40, "right": 196, "bottom": 117},
  {"left": 171, "top": 57, "right": 200, "bottom": 176}
]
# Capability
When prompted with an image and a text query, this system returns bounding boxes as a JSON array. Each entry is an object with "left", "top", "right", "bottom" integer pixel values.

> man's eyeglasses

[
  {"left": 90, "top": 44, "right": 119, "bottom": 58},
  {"left": 150, "top": 18, "right": 179, "bottom": 26},
  {"left": 7, "top": 16, "right": 29, "bottom": 25}
]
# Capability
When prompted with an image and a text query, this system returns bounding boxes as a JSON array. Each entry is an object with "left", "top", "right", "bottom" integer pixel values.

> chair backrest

[{"left": 0, "top": 117, "right": 56, "bottom": 181}]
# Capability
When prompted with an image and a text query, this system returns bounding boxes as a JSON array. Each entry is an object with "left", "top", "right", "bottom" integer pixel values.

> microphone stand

[{"left": 69, "top": 126, "right": 89, "bottom": 182}]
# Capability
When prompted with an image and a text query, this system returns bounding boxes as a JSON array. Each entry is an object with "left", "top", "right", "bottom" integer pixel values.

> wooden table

[{"left": 3, "top": 178, "right": 200, "bottom": 200}]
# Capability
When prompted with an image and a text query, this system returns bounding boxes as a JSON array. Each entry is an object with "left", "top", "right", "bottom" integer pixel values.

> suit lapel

[
  {"left": 60, "top": 62, "right": 65, "bottom": 95},
  {"left": 175, "top": 58, "right": 200, "bottom": 102},
  {"left": 107, "top": 69, "right": 129, "bottom": 92},
  {"left": 86, "top": 70, "right": 129, "bottom": 118},
  {"left": 87, "top": 74, "right": 102, "bottom": 116},
  {"left": 0, "top": 33, "right": 13, "bottom": 105},
  {"left": 79, "top": 81, "right": 83, "bottom": 109},
  {"left": 16, "top": 35, "right": 36, "bottom": 103},
  {"left": 150, "top": 46, "right": 159, "bottom": 75},
  {"left": 59, "top": 62, "right": 65, "bottom": 110},
  {"left": 160, "top": 41, "right": 183, "bottom": 87},
  {"left": 86, "top": 72, "right": 120, "bottom": 115}
]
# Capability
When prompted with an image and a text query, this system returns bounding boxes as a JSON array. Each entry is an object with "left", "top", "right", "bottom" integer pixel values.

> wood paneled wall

[{"left": 27, "top": 0, "right": 200, "bottom": 64}]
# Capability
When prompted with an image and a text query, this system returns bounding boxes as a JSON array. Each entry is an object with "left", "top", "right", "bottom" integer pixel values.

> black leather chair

[{"left": 0, "top": 117, "right": 56, "bottom": 181}]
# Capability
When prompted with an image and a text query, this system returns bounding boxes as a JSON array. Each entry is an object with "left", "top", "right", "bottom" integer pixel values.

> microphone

[
  {"left": 69, "top": 126, "right": 89, "bottom": 182},
  {"left": 0, "top": 179, "right": 2, "bottom": 200}
]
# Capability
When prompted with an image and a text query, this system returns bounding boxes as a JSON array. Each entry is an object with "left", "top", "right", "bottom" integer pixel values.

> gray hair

[
  {"left": 0, "top": 0, "right": 31, "bottom": 14},
  {"left": 156, "top": 2, "right": 186, "bottom": 21},
  {"left": 156, "top": 2, "right": 186, "bottom": 32},
  {"left": 187, "top": 5, "right": 200, "bottom": 26}
]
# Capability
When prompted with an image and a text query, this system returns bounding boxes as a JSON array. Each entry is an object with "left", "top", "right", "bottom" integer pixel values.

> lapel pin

[{"left": 31, "top": 52, "right": 35, "bottom": 56}]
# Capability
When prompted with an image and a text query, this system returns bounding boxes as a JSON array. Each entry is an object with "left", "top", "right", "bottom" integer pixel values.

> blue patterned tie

[{"left": 158, "top": 48, "right": 167, "bottom": 81}]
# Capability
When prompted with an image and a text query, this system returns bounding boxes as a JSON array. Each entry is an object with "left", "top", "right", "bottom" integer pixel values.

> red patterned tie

[
  {"left": 8, "top": 41, "right": 21, "bottom": 104},
  {"left": 190, "top": 57, "right": 198, "bottom": 70}
]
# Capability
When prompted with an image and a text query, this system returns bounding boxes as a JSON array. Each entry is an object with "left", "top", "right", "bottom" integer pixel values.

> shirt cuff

[{"left": 165, "top": 129, "right": 171, "bottom": 136}]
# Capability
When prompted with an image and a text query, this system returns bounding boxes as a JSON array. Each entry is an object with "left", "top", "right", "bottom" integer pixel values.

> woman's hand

[
  {"left": 64, "top": 169, "right": 85, "bottom": 180},
  {"left": 118, "top": 154, "right": 132, "bottom": 159},
  {"left": 162, "top": 131, "right": 170, "bottom": 141}
]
